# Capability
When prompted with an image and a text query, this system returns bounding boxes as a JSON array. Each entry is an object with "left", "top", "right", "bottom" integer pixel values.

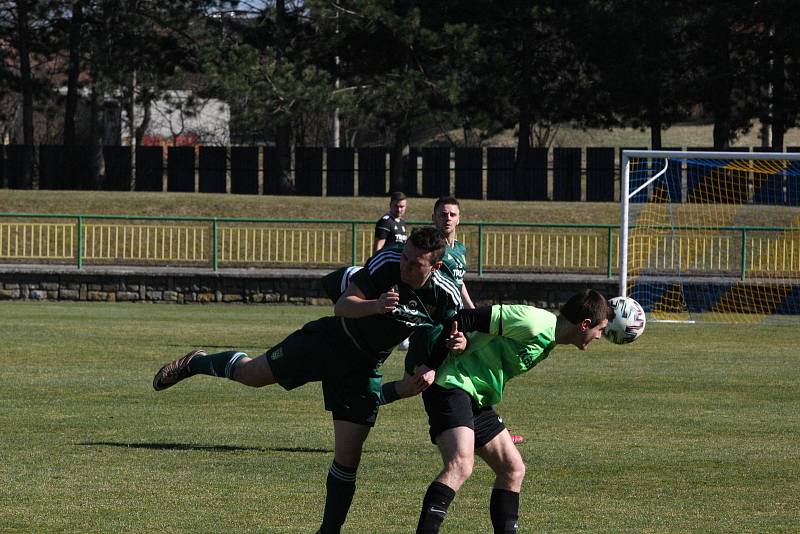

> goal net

[{"left": 620, "top": 150, "right": 800, "bottom": 323}]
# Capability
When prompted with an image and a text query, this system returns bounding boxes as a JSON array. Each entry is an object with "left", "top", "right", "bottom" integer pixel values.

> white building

[{"left": 123, "top": 90, "right": 230, "bottom": 146}]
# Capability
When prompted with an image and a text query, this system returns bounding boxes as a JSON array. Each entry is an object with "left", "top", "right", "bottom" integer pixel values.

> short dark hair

[
  {"left": 389, "top": 191, "right": 407, "bottom": 204},
  {"left": 408, "top": 226, "right": 446, "bottom": 262},
  {"left": 433, "top": 196, "right": 460, "bottom": 213},
  {"left": 560, "top": 289, "right": 613, "bottom": 327}
]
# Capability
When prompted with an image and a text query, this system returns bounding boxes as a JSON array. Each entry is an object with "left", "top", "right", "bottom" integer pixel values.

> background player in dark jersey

[
  {"left": 415, "top": 290, "right": 613, "bottom": 534},
  {"left": 373, "top": 191, "right": 408, "bottom": 253},
  {"left": 432, "top": 196, "right": 524, "bottom": 445},
  {"left": 153, "top": 227, "right": 463, "bottom": 534}
]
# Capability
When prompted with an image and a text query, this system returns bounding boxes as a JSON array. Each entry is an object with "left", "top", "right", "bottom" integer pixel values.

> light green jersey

[{"left": 435, "top": 304, "right": 557, "bottom": 408}]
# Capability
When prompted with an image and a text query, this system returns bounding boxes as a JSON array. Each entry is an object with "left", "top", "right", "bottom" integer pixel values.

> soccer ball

[{"left": 604, "top": 296, "right": 646, "bottom": 344}]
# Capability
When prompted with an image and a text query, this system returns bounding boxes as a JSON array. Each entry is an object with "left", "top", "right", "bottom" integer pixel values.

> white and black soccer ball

[{"left": 604, "top": 296, "right": 646, "bottom": 344}]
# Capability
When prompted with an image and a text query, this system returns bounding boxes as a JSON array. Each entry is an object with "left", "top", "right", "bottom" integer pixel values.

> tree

[
  {"left": 62, "top": 0, "right": 84, "bottom": 146},
  {"left": 308, "top": 1, "right": 470, "bottom": 191},
  {"left": 200, "top": 1, "right": 334, "bottom": 193},
  {"left": 752, "top": 0, "right": 800, "bottom": 150},
  {"left": 1, "top": 0, "right": 38, "bottom": 187},
  {"left": 61, "top": 0, "right": 213, "bottom": 185},
  {"left": 685, "top": 1, "right": 760, "bottom": 148},
  {"left": 576, "top": 1, "right": 694, "bottom": 149},
  {"left": 434, "top": 0, "right": 600, "bottom": 191}
]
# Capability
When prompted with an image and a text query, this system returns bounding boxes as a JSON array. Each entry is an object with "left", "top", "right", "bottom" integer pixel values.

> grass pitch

[{"left": 1, "top": 302, "right": 798, "bottom": 533}]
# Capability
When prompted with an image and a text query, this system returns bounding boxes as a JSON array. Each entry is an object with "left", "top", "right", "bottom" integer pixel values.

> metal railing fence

[{"left": 0, "top": 213, "right": 798, "bottom": 280}]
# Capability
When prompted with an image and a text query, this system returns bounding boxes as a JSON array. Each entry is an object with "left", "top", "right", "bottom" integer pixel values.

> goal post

[{"left": 620, "top": 150, "right": 800, "bottom": 323}]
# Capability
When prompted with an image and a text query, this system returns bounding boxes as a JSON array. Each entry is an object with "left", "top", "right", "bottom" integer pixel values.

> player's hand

[
  {"left": 395, "top": 368, "right": 433, "bottom": 397},
  {"left": 375, "top": 286, "right": 400, "bottom": 314},
  {"left": 414, "top": 364, "right": 436, "bottom": 390},
  {"left": 445, "top": 320, "right": 467, "bottom": 353}
]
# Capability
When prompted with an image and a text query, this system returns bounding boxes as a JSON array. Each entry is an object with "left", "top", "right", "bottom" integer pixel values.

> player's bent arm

[
  {"left": 422, "top": 319, "right": 470, "bottom": 369},
  {"left": 334, "top": 281, "right": 397, "bottom": 318},
  {"left": 450, "top": 306, "right": 492, "bottom": 334},
  {"left": 372, "top": 237, "right": 386, "bottom": 253},
  {"left": 378, "top": 368, "right": 435, "bottom": 405}
]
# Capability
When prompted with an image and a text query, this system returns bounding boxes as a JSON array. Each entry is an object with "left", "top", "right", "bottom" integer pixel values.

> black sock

[
  {"left": 490, "top": 488, "right": 519, "bottom": 534},
  {"left": 416, "top": 481, "right": 456, "bottom": 534},
  {"left": 186, "top": 351, "right": 246, "bottom": 378},
  {"left": 319, "top": 460, "right": 358, "bottom": 534}
]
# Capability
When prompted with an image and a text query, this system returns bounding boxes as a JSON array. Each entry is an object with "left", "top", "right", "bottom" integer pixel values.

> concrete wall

[{"left": 0, "top": 265, "right": 620, "bottom": 309}]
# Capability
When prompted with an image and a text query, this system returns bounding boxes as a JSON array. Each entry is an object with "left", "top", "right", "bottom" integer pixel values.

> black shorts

[
  {"left": 422, "top": 384, "right": 506, "bottom": 448},
  {"left": 265, "top": 317, "right": 384, "bottom": 427}
]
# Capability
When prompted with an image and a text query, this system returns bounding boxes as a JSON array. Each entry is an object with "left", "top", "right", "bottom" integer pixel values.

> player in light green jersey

[
  {"left": 433, "top": 196, "right": 526, "bottom": 445},
  {"left": 415, "top": 290, "right": 613, "bottom": 534}
]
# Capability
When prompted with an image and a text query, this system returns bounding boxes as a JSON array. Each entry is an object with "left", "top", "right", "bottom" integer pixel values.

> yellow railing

[
  {"left": 219, "top": 226, "right": 344, "bottom": 264},
  {"left": 1, "top": 214, "right": 797, "bottom": 279},
  {"left": 481, "top": 231, "right": 604, "bottom": 270},
  {"left": 0, "top": 222, "right": 75, "bottom": 260},
  {"left": 748, "top": 234, "right": 800, "bottom": 275},
  {"left": 83, "top": 224, "right": 207, "bottom": 262}
]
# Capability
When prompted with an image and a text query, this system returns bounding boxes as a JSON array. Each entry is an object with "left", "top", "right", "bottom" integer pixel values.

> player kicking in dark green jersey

[
  {"left": 152, "top": 227, "right": 463, "bottom": 534},
  {"left": 414, "top": 290, "right": 613, "bottom": 534}
]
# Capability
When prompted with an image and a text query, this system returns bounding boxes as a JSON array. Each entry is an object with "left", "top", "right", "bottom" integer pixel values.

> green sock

[{"left": 187, "top": 351, "right": 247, "bottom": 378}]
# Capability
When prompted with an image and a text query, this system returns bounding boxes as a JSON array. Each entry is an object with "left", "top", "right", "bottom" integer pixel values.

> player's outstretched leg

[{"left": 153, "top": 349, "right": 247, "bottom": 390}]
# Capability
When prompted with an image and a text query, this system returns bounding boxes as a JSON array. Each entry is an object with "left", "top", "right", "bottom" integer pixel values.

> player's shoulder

[
  {"left": 321, "top": 266, "right": 363, "bottom": 302},
  {"left": 366, "top": 245, "right": 402, "bottom": 273},
  {"left": 432, "top": 269, "right": 463, "bottom": 307},
  {"left": 496, "top": 304, "right": 556, "bottom": 335}
]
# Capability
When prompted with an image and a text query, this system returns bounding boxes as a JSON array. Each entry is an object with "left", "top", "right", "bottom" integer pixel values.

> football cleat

[
  {"left": 511, "top": 434, "right": 524, "bottom": 445},
  {"left": 152, "top": 349, "right": 206, "bottom": 391}
]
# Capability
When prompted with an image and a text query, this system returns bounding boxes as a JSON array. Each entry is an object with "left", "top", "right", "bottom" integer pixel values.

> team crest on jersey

[
  {"left": 407, "top": 300, "right": 418, "bottom": 309},
  {"left": 518, "top": 347, "right": 535, "bottom": 367},
  {"left": 391, "top": 305, "right": 427, "bottom": 325}
]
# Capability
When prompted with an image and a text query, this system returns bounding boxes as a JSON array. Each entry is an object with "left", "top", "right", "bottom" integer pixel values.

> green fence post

[
  {"left": 77, "top": 216, "right": 84, "bottom": 269},
  {"left": 351, "top": 222, "right": 358, "bottom": 266},
  {"left": 212, "top": 218, "right": 219, "bottom": 271},
  {"left": 740, "top": 229, "right": 747, "bottom": 280},
  {"left": 607, "top": 226, "right": 613, "bottom": 278},
  {"left": 477, "top": 223, "right": 484, "bottom": 277}
]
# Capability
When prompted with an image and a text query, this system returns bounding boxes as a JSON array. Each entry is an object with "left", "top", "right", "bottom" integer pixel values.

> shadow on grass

[{"left": 81, "top": 441, "right": 331, "bottom": 454}]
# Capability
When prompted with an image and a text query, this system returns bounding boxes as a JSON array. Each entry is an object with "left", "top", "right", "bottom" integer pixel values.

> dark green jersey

[
  {"left": 440, "top": 240, "right": 468, "bottom": 287},
  {"left": 401, "top": 241, "right": 468, "bottom": 373},
  {"left": 322, "top": 245, "right": 463, "bottom": 362}
]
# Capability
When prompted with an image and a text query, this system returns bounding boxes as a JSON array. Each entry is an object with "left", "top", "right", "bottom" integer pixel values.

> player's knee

[
  {"left": 334, "top": 448, "right": 362, "bottom": 468},
  {"left": 498, "top": 457, "right": 525, "bottom": 487},
  {"left": 444, "top": 453, "right": 474, "bottom": 482},
  {"left": 234, "top": 355, "right": 275, "bottom": 387}
]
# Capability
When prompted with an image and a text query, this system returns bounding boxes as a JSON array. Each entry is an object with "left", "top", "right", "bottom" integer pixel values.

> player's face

[
  {"left": 391, "top": 199, "right": 407, "bottom": 219},
  {"left": 399, "top": 242, "right": 440, "bottom": 288},
  {"left": 432, "top": 204, "right": 460, "bottom": 237},
  {"left": 573, "top": 318, "right": 608, "bottom": 350}
]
